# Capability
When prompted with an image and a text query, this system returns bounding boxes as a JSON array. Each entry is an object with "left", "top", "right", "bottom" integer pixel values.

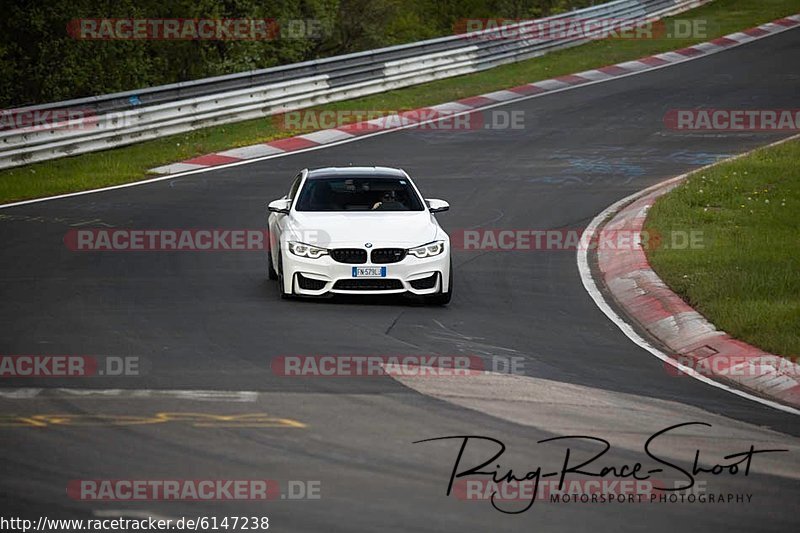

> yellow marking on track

[
  {"left": 159, "top": 412, "right": 308, "bottom": 428},
  {"left": 0, "top": 412, "right": 307, "bottom": 428}
]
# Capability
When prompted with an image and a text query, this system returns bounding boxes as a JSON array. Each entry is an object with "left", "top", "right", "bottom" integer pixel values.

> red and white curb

[
  {"left": 580, "top": 135, "right": 800, "bottom": 414},
  {"left": 150, "top": 14, "right": 800, "bottom": 175}
]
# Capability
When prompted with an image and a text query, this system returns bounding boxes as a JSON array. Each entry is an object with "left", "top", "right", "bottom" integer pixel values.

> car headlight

[
  {"left": 408, "top": 240, "right": 445, "bottom": 258},
  {"left": 288, "top": 241, "right": 328, "bottom": 259}
]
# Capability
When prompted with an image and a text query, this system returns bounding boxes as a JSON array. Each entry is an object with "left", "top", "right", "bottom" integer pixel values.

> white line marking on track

[
  {"left": 576, "top": 134, "right": 800, "bottom": 416},
  {"left": 217, "top": 143, "right": 284, "bottom": 159},
  {"left": 0, "top": 388, "right": 259, "bottom": 401}
]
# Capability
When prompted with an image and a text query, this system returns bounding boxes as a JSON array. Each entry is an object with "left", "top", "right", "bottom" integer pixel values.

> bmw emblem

[{"left": 365, "top": 243, "right": 373, "bottom": 248}]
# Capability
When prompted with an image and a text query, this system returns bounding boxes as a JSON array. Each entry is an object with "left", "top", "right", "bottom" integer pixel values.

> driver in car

[{"left": 372, "top": 190, "right": 405, "bottom": 210}]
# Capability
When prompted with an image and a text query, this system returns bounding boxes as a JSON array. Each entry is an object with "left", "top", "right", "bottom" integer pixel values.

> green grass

[
  {"left": 1, "top": 0, "right": 799, "bottom": 203},
  {"left": 645, "top": 138, "right": 800, "bottom": 357}
]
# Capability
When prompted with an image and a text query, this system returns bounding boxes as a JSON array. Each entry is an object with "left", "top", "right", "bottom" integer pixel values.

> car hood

[{"left": 287, "top": 211, "right": 440, "bottom": 247}]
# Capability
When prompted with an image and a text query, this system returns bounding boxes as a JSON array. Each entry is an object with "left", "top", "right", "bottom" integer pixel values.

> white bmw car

[{"left": 267, "top": 166, "right": 452, "bottom": 304}]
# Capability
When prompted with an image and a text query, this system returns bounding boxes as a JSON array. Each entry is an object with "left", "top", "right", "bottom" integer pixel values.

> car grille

[
  {"left": 409, "top": 273, "right": 438, "bottom": 290},
  {"left": 370, "top": 248, "right": 407, "bottom": 264},
  {"left": 333, "top": 279, "right": 404, "bottom": 291},
  {"left": 330, "top": 248, "right": 367, "bottom": 264},
  {"left": 296, "top": 274, "right": 327, "bottom": 290}
]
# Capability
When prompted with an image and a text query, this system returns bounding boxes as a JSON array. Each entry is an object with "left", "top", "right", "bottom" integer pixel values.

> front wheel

[
  {"left": 277, "top": 251, "right": 292, "bottom": 299},
  {"left": 426, "top": 262, "right": 452, "bottom": 306},
  {"left": 267, "top": 249, "right": 278, "bottom": 280}
]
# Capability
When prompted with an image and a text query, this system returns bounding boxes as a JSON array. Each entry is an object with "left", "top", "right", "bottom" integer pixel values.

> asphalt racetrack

[{"left": 0, "top": 27, "right": 798, "bottom": 532}]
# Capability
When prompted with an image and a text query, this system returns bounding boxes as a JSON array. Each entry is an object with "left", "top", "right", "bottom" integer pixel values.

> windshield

[{"left": 295, "top": 176, "right": 425, "bottom": 212}]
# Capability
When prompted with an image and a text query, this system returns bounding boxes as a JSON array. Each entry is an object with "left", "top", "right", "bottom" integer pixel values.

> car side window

[{"left": 287, "top": 175, "right": 302, "bottom": 199}]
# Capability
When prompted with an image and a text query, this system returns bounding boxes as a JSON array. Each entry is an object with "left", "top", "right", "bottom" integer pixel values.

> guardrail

[{"left": 0, "top": 0, "right": 710, "bottom": 169}]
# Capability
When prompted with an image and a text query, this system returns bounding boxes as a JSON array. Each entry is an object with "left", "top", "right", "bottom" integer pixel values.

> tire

[
  {"left": 277, "top": 251, "right": 292, "bottom": 299},
  {"left": 267, "top": 249, "right": 278, "bottom": 280},
  {"left": 426, "top": 261, "right": 452, "bottom": 306}
]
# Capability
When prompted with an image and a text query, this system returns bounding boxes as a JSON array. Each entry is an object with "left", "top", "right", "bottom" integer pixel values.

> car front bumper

[{"left": 281, "top": 246, "right": 451, "bottom": 297}]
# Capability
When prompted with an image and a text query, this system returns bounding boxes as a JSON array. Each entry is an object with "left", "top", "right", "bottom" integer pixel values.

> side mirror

[
  {"left": 268, "top": 198, "right": 291, "bottom": 214},
  {"left": 426, "top": 199, "right": 450, "bottom": 213}
]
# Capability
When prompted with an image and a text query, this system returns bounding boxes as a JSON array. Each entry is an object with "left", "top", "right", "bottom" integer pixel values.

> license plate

[{"left": 352, "top": 267, "right": 386, "bottom": 278}]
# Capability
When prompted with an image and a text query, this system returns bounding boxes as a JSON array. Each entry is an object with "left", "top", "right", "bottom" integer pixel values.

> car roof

[{"left": 305, "top": 166, "right": 407, "bottom": 179}]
